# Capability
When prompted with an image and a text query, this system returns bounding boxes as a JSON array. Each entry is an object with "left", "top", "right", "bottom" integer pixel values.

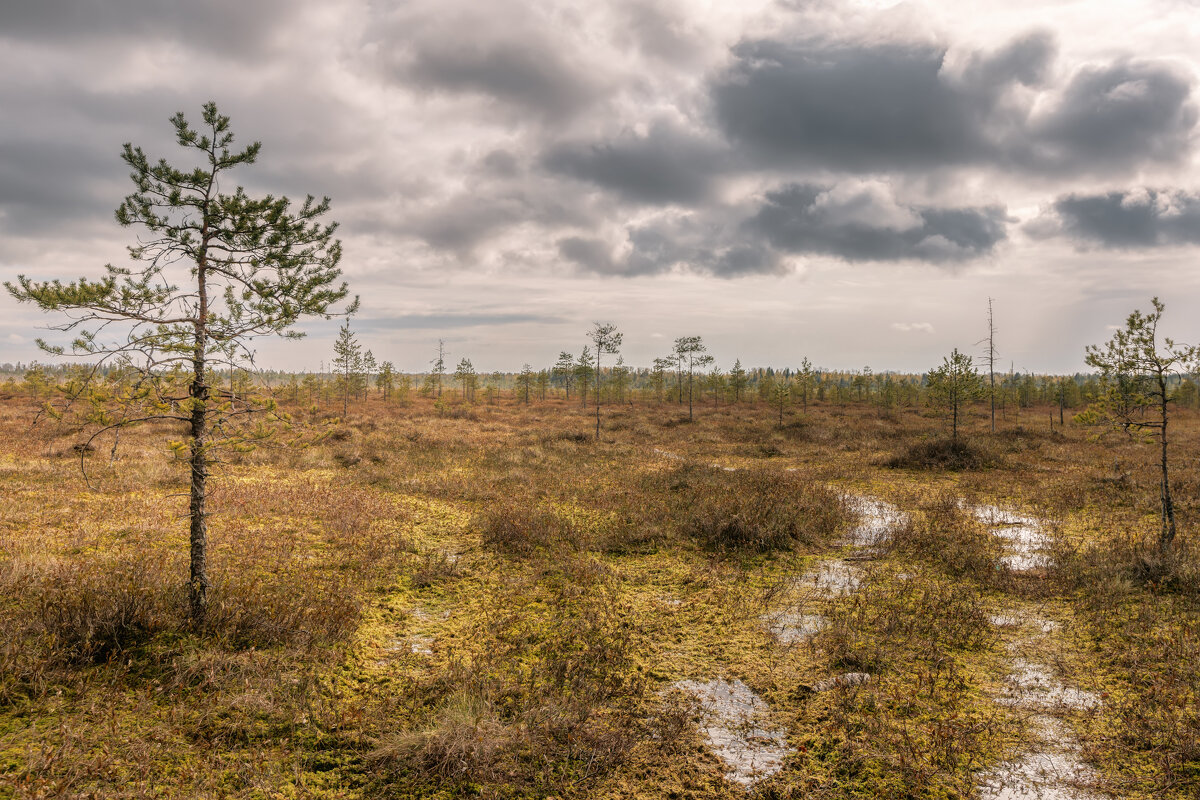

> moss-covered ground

[{"left": 0, "top": 393, "right": 1197, "bottom": 798}]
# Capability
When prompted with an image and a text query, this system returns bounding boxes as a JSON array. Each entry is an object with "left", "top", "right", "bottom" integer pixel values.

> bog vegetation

[{"left": 1, "top": 363, "right": 1200, "bottom": 798}]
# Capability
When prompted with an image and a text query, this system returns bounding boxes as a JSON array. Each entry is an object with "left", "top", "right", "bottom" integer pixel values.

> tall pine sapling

[
  {"left": 333, "top": 320, "right": 362, "bottom": 415},
  {"left": 5, "top": 103, "right": 355, "bottom": 623},
  {"left": 1078, "top": 298, "right": 1197, "bottom": 553},
  {"left": 926, "top": 348, "right": 984, "bottom": 440},
  {"left": 589, "top": 324, "right": 622, "bottom": 439}
]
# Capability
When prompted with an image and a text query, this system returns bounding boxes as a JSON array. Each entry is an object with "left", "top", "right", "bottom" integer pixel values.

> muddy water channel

[
  {"left": 678, "top": 493, "right": 898, "bottom": 787},
  {"left": 980, "top": 610, "right": 1103, "bottom": 799},
  {"left": 653, "top": 450, "right": 1105, "bottom": 795}
]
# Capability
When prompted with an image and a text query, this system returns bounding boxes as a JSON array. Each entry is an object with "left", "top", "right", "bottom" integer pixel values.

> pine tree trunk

[
  {"left": 595, "top": 358, "right": 602, "bottom": 440},
  {"left": 688, "top": 368, "right": 694, "bottom": 421},
  {"left": 1160, "top": 391, "right": 1176, "bottom": 552},
  {"left": 189, "top": 259, "right": 211, "bottom": 624},
  {"left": 188, "top": 390, "right": 209, "bottom": 624},
  {"left": 952, "top": 387, "right": 958, "bottom": 441}
]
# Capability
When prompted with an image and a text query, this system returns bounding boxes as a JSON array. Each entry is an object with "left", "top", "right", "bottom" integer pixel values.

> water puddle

[
  {"left": 990, "top": 614, "right": 1061, "bottom": 634},
  {"left": 798, "top": 559, "right": 862, "bottom": 596},
  {"left": 410, "top": 606, "right": 450, "bottom": 623},
  {"left": 761, "top": 611, "right": 827, "bottom": 644},
  {"left": 381, "top": 635, "right": 434, "bottom": 658},
  {"left": 842, "top": 494, "right": 907, "bottom": 549},
  {"left": 979, "top": 614, "right": 1103, "bottom": 798},
  {"left": 673, "top": 678, "right": 793, "bottom": 786},
  {"left": 971, "top": 504, "right": 1054, "bottom": 571},
  {"left": 979, "top": 716, "right": 1100, "bottom": 799},
  {"left": 1002, "top": 659, "right": 1101, "bottom": 711}
]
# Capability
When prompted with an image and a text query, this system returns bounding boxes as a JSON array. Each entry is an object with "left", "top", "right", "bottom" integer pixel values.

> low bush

[
  {"left": 477, "top": 502, "right": 585, "bottom": 555},
  {"left": 676, "top": 468, "right": 845, "bottom": 553},
  {"left": 885, "top": 437, "right": 1000, "bottom": 471},
  {"left": 818, "top": 571, "right": 995, "bottom": 674}
]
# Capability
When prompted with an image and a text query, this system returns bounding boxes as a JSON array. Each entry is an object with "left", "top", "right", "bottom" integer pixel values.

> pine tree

[
  {"left": 553, "top": 351, "right": 575, "bottom": 400},
  {"left": 926, "top": 348, "right": 985, "bottom": 440},
  {"left": 516, "top": 363, "right": 535, "bottom": 404},
  {"left": 454, "top": 357, "right": 476, "bottom": 402},
  {"left": 1079, "top": 298, "right": 1197, "bottom": 553},
  {"left": 575, "top": 347, "right": 594, "bottom": 409},
  {"left": 771, "top": 377, "right": 791, "bottom": 428},
  {"left": 333, "top": 321, "right": 363, "bottom": 415},
  {"left": 377, "top": 361, "right": 395, "bottom": 399},
  {"left": 651, "top": 357, "right": 673, "bottom": 404},
  {"left": 796, "top": 357, "right": 815, "bottom": 411},
  {"left": 730, "top": 358, "right": 747, "bottom": 404},
  {"left": 362, "top": 350, "right": 377, "bottom": 400},
  {"left": 589, "top": 324, "right": 622, "bottom": 438},
  {"left": 674, "top": 336, "right": 713, "bottom": 421},
  {"left": 431, "top": 339, "right": 448, "bottom": 398},
  {"left": 5, "top": 103, "right": 354, "bottom": 622},
  {"left": 610, "top": 356, "right": 631, "bottom": 405}
]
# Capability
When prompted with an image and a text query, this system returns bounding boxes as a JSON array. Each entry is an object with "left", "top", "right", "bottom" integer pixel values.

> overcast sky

[{"left": 3, "top": 0, "right": 1200, "bottom": 374}]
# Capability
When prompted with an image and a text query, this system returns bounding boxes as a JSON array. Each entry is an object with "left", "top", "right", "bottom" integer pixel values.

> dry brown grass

[
  {"left": 1, "top": 391, "right": 1199, "bottom": 797},
  {"left": 888, "top": 491, "right": 1006, "bottom": 583}
]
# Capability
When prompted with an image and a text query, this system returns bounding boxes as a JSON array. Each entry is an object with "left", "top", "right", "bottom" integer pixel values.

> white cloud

[
  {"left": 812, "top": 180, "right": 923, "bottom": 231},
  {"left": 891, "top": 322, "right": 936, "bottom": 334}
]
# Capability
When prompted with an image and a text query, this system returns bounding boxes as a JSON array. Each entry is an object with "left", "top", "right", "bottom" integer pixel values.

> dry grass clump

[
  {"left": 2, "top": 552, "right": 184, "bottom": 674},
  {"left": 0, "top": 548, "right": 381, "bottom": 705},
  {"left": 888, "top": 493, "right": 1004, "bottom": 581},
  {"left": 203, "top": 570, "right": 362, "bottom": 649},
  {"left": 668, "top": 467, "right": 845, "bottom": 553},
  {"left": 1065, "top": 547, "right": 1200, "bottom": 796},
  {"left": 1059, "top": 527, "right": 1200, "bottom": 599},
  {"left": 371, "top": 690, "right": 508, "bottom": 782},
  {"left": 817, "top": 572, "right": 995, "bottom": 674},
  {"left": 0, "top": 449, "right": 410, "bottom": 708},
  {"left": 409, "top": 549, "right": 462, "bottom": 589},
  {"left": 884, "top": 437, "right": 1000, "bottom": 471}
]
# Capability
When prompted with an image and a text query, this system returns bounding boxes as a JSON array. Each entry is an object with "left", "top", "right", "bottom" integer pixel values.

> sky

[{"left": 3, "top": 0, "right": 1200, "bottom": 374}]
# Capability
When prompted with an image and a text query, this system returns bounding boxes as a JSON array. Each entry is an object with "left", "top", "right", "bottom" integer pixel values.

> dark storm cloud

[
  {"left": 1024, "top": 62, "right": 1197, "bottom": 173},
  {"left": 542, "top": 123, "right": 729, "bottom": 204},
  {"left": 407, "top": 184, "right": 592, "bottom": 255},
  {"left": 710, "top": 35, "right": 1048, "bottom": 170},
  {"left": 0, "top": 82, "right": 391, "bottom": 243},
  {"left": 710, "top": 32, "right": 1195, "bottom": 176},
  {"left": 745, "top": 184, "right": 1009, "bottom": 263},
  {"left": 401, "top": 38, "right": 603, "bottom": 121},
  {"left": 407, "top": 195, "right": 530, "bottom": 253},
  {"left": 0, "top": 83, "right": 200, "bottom": 236},
  {"left": 557, "top": 237, "right": 618, "bottom": 273},
  {"left": 1036, "top": 189, "right": 1200, "bottom": 248},
  {"left": 625, "top": 220, "right": 782, "bottom": 277},
  {"left": 0, "top": 138, "right": 119, "bottom": 235},
  {"left": 0, "top": 0, "right": 291, "bottom": 57}
]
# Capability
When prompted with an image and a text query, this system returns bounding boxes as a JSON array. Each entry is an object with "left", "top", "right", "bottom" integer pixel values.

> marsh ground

[{"left": 1, "top": 393, "right": 1198, "bottom": 799}]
